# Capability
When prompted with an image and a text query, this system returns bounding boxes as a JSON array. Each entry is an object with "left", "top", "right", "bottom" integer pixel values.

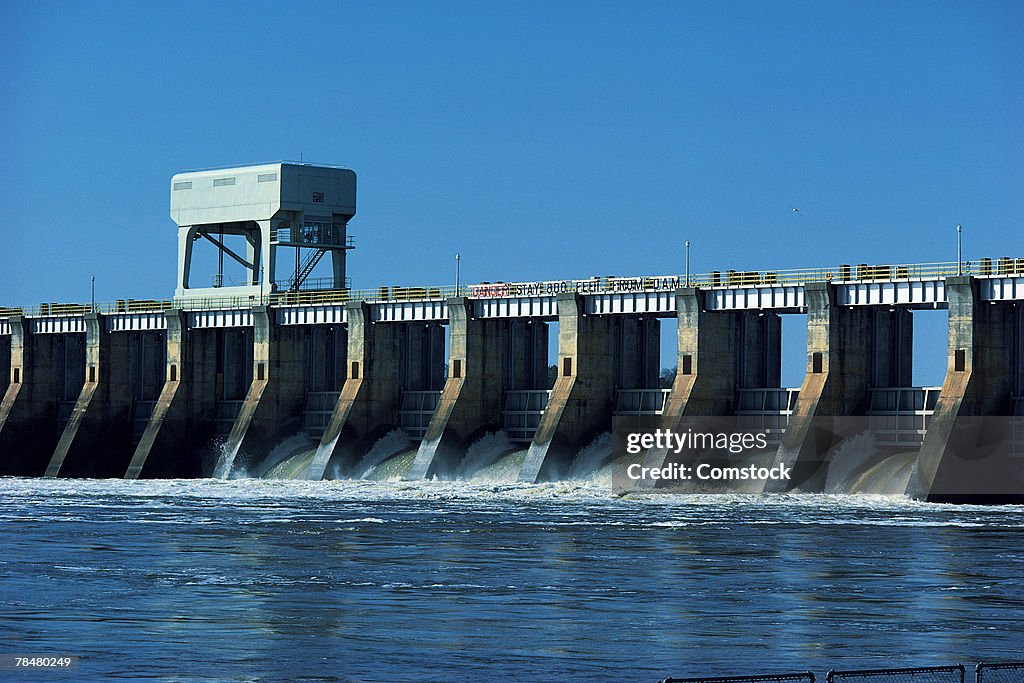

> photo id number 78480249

[{"left": 2, "top": 656, "right": 78, "bottom": 670}]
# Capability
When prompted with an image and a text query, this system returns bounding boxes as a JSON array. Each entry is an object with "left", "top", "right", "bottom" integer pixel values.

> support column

[
  {"left": 517, "top": 294, "right": 617, "bottom": 483},
  {"left": 640, "top": 288, "right": 781, "bottom": 479},
  {"left": 304, "top": 303, "right": 402, "bottom": 480},
  {"left": 908, "top": 278, "right": 1020, "bottom": 503},
  {"left": 765, "top": 283, "right": 909, "bottom": 493},
  {"left": 406, "top": 298, "right": 507, "bottom": 480},
  {"left": 0, "top": 333, "right": 10, "bottom": 398},
  {"left": 46, "top": 315, "right": 134, "bottom": 477},
  {"left": 126, "top": 311, "right": 216, "bottom": 478},
  {"left": 0, "top": 319, "right": 72, "bottom": 475},
  {"left": 212, "top": 307, "right": 307, "bottom": 477}
]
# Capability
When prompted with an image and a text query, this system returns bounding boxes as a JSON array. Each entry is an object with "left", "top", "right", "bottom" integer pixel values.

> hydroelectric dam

[{"left": 0, "top": 162, "right": 1022, "bottom": 503}]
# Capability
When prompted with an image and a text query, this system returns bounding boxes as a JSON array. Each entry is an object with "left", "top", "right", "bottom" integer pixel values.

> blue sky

[{"left": 3, "top": 1, "right": 1022, "bottom": 383}]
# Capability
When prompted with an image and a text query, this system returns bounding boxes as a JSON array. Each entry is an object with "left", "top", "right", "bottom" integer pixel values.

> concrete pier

[
  {"left": 664, "top": 288, "right": 780, "bottom": 423},
  {"left": 0, "top": 334, "right": 10, "bottom": 399},
  {"left": 517, "top": 293, "right": 648, "bottom": 483},
  {"left": 46, "top": 315, "right": 137, "bottom": 477},
  {"left": 405, "top": 299, "right": 549, "bottom": 480},
  {"left": 907, "top": 277, "right": 1021, "bottom": 503},
  {"left": 126, "top": 312, "right": 218, "bottom": 478},
  {"left": 765, "top": 282, "right": 912, "bottom": 492},
  {"left": 305, "top": 304, "right": 445, "bottom": 479},
  {"left": 213, "top": 307, "right": 307, "bottom": 477},
  {"left": 0, "top": 320, "right": 84, "bottom": 476},
  {"left": 641, "top": 288, "right": 781, "bottom": 481}
]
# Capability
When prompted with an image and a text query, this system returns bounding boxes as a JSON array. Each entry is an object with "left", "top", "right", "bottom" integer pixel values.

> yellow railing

[{"left": 0, "top": 257, "right": 1020, "bottom": 318}]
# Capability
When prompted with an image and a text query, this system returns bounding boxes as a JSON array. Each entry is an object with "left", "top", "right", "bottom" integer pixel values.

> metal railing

[
  {"left": 2, "top": 257, "right": 1021, "bottom": 318},
  {"left": 661, "top": 663, "right": 1022, "bottom": 683},
  {"left": 269, "top": 229, "right": 354, "bottom": 248},
  {"left": 735, "top": 387, "right": 801, "bottom": 444},
  {"left": 268, "top": 284, "right": 460, "bottom": 307},
  {"left": 614, "top": 388, "right": 672, "bottom": 415},
  {"left": 826, "top": 665, "right": 964, "bottom": 683},
  {"left": 468, "top": 258, "right": 1024, "bottom": 301},
  {"left": 662, "top": 674, "right": 815, "bottom": 683},
  {"left": 304, "top": 391, "right": 341, "bottom": 438},
  {"left": 398, "top": 390, "right": 442, "bottom": 440},
  {"left": 975, "top": 662, "right": 1024, "bottom": 683},
  {"left": 0, "top": 299, "right": 174, "bottom": 318},
  {"left": 503, "top": 389, "right": 550, "bottom": 442},
  {"left": 867, "top": 386, "right": 942, "bottom": 446},
  {"left": 274, "top": 275, "right": 353, "bottom": 293}
]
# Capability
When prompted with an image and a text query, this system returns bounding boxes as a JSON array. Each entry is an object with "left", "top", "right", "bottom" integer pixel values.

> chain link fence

[
  {"left": 975, "top": 662, "right": 1024, "bottom": 683},
  {"left": 662, "top": 673, "right": 815, "bottom": 683},
  {"left": 660, "top": 664, "right": 1024, "bottom": 683},
  {"left": 826, "top": 666, "right": 964, "bottom": 683}
]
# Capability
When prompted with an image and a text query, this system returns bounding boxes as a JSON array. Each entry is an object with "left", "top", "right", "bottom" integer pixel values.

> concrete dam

[{"left": 0, "top": 162, "right": 1022, "bottom": 503}]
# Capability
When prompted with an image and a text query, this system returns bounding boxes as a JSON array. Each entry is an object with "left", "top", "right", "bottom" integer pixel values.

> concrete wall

[
  {"left": 766, "top": 282, "right": 913, "bottom": 493},
  {"left": 659, "top": 289, "right": 780, "bottom": 422},
  {"left": 0, "top": 334, "right": 10, "bottom": 398},
  {"left": 518, "top": 294, "right": 620, "bottom": 482},
  {"left": 214, "top": 308, "right": 309, "bottom": 477},
  {"left": 47, "top": 315, "right": 137, "bottom": 477},
  {"left": 407, "top": 299, "right": 552, "bottom": 480},
  {"left": 641, "top": 288, "right": 782, "bottom": 481},
  {"left": 0, "top": 321, "right": 84, "bottom": 476},
  {"left": 305, "top": 303, "right": 404, "bottom": 479},
  {"left": 127, "top": 313, "right": 219, "bottom": 478},
  {"left": 908, "top": 278, "right": 1020, "bottom": 503}
]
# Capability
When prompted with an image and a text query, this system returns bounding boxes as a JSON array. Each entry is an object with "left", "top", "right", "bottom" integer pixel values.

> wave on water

[
  {"left": 457, "top": 432, "right": 517, "bottom": 479},
  {"left": 363, "top": 449, "right": 418, "bottom": 481},
  {"left": 259, "top": 434, "right": 321, "bottom": 480},
  {"left": 567, "top": 433, "right": 613, "bottom": 480},
  {"left": 2, "top": 477, "right": 1020, "bottom": 534},
  {"left": 471, "top": 449, "right": 529, "bottom": 483},
  {"left": 262, "top": 448, "right": 319, "bottom": 480},
  {"left": 351, "top": 429, "right": 413, "bottom": 479}
]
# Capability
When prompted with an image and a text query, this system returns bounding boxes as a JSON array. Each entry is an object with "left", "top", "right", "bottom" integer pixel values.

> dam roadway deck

[{"left": 1, "top": 258, "right": 1022, "bottom": 503}]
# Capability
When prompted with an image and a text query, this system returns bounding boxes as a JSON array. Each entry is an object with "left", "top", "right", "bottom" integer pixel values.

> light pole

[
  {"left": 455, "top": 253, "right": 461, "bottom": 292},
  {"left": 956, "top": 224, "right": 963, "bottom": 276},
  {"left": 684, "top": 240, "right": 691, "bottom": 287},
  {"left": 91, "top": 274, "right": 95, "bottom": 313}
]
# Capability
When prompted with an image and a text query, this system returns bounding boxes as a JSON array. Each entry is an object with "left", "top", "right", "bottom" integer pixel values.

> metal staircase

[{"left": 289, "top": 249, "right": 327, "bottom": 291}]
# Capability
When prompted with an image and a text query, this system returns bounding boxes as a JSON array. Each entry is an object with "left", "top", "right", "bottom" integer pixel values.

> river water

[{"left": 1, "top": 478, "right": 1022, "bottom": 681}]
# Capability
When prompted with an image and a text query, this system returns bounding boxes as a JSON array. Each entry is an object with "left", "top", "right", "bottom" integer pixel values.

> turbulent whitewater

[{"left": 2, "top": 476, "right": 1022, "bottom": 681}]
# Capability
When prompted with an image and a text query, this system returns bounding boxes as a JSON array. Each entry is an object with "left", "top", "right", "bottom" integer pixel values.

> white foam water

[
  {"left": 258, "top": 434, "right": 320, "bottom": 479},
  {"left": 363, "top": 449, "right": 418, "bottom": 481},
  {"left": 567, "top": 432, "right": 613, "bottom": 480},
  {"left": 352, "top": 429, "right": 413, "bottom": 479},
  {"left": 472, "top": 449, "right": 529, "bottom": 483},
  {"left": 457, "top": 431, "right": 516, "bottom": 479}
]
